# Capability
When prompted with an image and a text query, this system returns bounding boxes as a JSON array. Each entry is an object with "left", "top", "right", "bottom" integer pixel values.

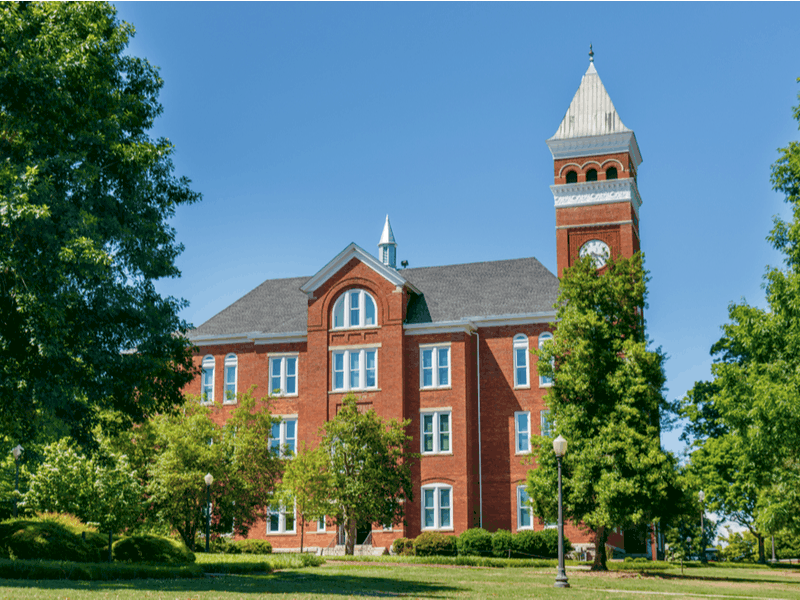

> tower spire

[
  {"left": 378, "top": 215, "right": 397, "bottom": 268},
  {"left": 589, "top": 43, "right": 594, "bottom": 63}
]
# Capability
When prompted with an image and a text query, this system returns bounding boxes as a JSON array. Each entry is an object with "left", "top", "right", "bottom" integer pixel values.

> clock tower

[{"left": 546, "top": 52, "right": 642, "bottom": 277}]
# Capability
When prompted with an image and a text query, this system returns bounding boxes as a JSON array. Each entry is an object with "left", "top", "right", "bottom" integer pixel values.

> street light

[
  {"left": 11, "top": 445, "right": 22, "bottom": 518},
  {"left": 204, "top": 473, "right": 214, "bottom": 553},
  {"left": 553, "top": 435, "right": 570, "bottom": 589},
  {"left": 698, "top": 490, "right": 707, "bottom": 564}
]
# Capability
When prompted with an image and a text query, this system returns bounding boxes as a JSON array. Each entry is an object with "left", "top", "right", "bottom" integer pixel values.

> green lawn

[{"left": 1, "top": 560, "right": 799, "bottom": 599}]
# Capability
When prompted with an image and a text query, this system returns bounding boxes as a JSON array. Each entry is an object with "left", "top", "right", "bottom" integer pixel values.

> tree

[
  {"left": 22, "top": 437, "right": 143, "bottom": 559},
  {"left": 526, "top": 252, "right": 677, "bottom": 570},
  {"left": 679, "top": 83, "right": 800, "bottom": 551},
  {"left": 277, "top": 442, "right": 333, "bottom": 553},
  {"left": 141, "top": 391, "right": 283, "bottom": 550},
  {"left": 0, "top": 2, "right": 200, "bottom": 447},
  {"left": 318, "top": 395, "right": 414, "bottom": 555}
]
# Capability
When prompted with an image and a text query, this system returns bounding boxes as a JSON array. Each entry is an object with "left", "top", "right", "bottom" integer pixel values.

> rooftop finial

[{"left": 589, "top": 43, "right": 594, "bottom": 63}]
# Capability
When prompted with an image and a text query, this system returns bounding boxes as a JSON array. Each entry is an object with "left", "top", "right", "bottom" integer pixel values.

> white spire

[{"left": 378, "top": 215, "right": 397, "bottom": 268}]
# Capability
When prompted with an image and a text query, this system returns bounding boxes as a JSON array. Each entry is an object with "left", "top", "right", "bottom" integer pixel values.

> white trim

[
  {"left": 328, "top": 342, "right": 382, "bottom": 351},
  {"left": 201, "top": 355, "right": 215, "bottom": 404},
  {"left": 223, "top": 353, "right": 238, "bottom": 404},
  {"left": 331, "top": 348, "right": 379, "bottom": 392},
  {"left": 555, "top": 219, "right": 634, "bottom": 230},
  {"left": 420, "top": 345, "right": 450, "bottom": 390},
  {"left": 267, "top": 502, "right": 296, "bottom": 535},
  {"left": 269, "top": 355, "right": 298, "bottom": 397},
  {"left": 517, "top": 485, "right": 534, "bottom": 531},
  {"left": 514, "top": 411, "right": 531, "bottom": 454},
  {"left": 190, "top": 331, "right": 308, "bottom": 346},
  {"left": 269, "top": 417, "right": 297, "bottom": 458},
  {"left": 546, "top": 131, "right": 643, "bottom": 168},
  {"left": 418, "top": 341, "right": 452, "bottom": 349},
  {"left": 513, "top": 334, "right": 529, "bottom": 388},
  {"left": 404, "top": 320, "right": 476, "bottom": 335},
  {"left": 550, "top": 177, "right": 642, "bottom": 219},
  {"left": 332, "top": 288, "right": 379, "bottom": 330},
  {"left": 252, "top": 332, "right": 307, "bottom": 345},
  {"left": 299, "top": 242, "right": 419, "bottom": 295},
  {"left": 420, "top": 409, "right": 452, "bottom": 455},
  {"left": 421, "top": 483, "right": 454, "bottom": 531}
]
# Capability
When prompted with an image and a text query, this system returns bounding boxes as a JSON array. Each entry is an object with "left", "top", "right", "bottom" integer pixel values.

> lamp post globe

[
  {"left": 11, "top": 445, "right": 22, "bottom": 518},
  {"left": 204, "top": 473, "right": 213, "bottom": 553},
  {"left": 553, "top": 435, "right": 570, "bottom": 588}
]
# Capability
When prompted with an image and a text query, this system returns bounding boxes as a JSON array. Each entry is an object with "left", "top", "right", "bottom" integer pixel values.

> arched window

[
  {"left": 586, "top": 168, "right": 598, "bottom": 182},
  {"left": 565, "top": 170, "right": 578, "bottom": 184},
  {"left": 224, "top": 354, "right": 237, "bottom": 403},
  {"left": 538, "top": 333, "right": 554, "bottom": 386},
  {"left": 332, "top": 289, "right": 377, "bottom": 329},
  {"left": 605, "top": 166, "right": 618, "bottom": 180},
  {"left": 513, "top": 334, "right": 529, "bottom": 387},
  {"left": 201, "top": 355, "right": 215, "bottom": 403}
]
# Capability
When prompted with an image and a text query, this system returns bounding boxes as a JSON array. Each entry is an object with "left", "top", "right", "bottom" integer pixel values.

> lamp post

[
  {"left": 698, "top": 490, "right": 707, "bottom": 564},
  {"left": 204, "top": 473, "right": 213, "bottom": 553},
  {"left": 553, "top": 435, "right": 570, "bottom": 589},
  {"left": 12, "top": 445, "right": 22, "bottom": 518}
]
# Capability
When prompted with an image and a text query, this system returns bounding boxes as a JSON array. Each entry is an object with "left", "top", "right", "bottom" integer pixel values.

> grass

[{"left": 0, "top": 558, "right": 799, "bottom": 599}]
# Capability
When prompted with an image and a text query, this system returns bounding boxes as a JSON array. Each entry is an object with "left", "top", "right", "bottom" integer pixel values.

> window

[
  {"left": 513, "top": 334, "right": 529, "bottom": 387},
  {"left": 224, "top": 354, "right": 237, "bottom": 403},
  {"left": 332, "top": 348, "right": 378, "bottom": 391},
  {"left": 586, "top": 168, "right": 598, "bottom": 181},
  {"left": 538, "top": 333, "right": 554, "bottom": 386},
  {"left": 517, "top": 486, "right": 533, "bottom": 530},
  {"left": 420, "top": 344, "right": 450, "bottom": 389},
  {"left": 606, "top": 166, "right": 618, "bottom": 180},
  {"left": 421, "top": 484, "right": 452, "bottom": 530},
  {"left": 332, "top": 289, "right": 377, "bottom": 329},
  {"left": 201, "top": 355, "right": 215, "bottom": 403},
  {"left": 540, "top": 410, "right": 553, "bottom": 437},
  {"left": 270, "top": 417, "right": 297, "bottom": 457},
  {"left": 565, "top": 170, "right": 578, "bottom": 184},
  {"left": 515, "top": 411, "right": 530, "bottom": 454},
  {"left": 421, "top": 410, "right": 451, "bottom": 454},
  {"left": 270, "top": 354, "right": 298, "bottom": 396},
  {"left": 317, "top": 516, "right": 326, "bottom": 532},
  {"left": 267, "top": 503, "right": 295, "bottom": 534}
]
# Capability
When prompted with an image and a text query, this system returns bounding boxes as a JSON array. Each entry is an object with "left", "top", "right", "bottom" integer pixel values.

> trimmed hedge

[
  {"left": 391, "top": 537, "right": 415, "bottom": 556},
  {"left": 413, "top": 532, "right": 457, "bottom": 557},
  {"left": 457, "top": 528, "right": 493, "bottom": 557},
  {"left": 492, "top": 529, "right": 513, "bottom": 558},
  {"left": 234, "top": 539, "right": 273, "bottom": 555},
  {"left": 511, "top": 528, "right": 572, "bottom": 559},
  {"left": 112, "top": 534, "right": 195, "bottom": 564},
  {"left": 0, "top": 514, "right": 106, "bottom": 562},
  {"left": 0, "top": 558, "right": 203, "bottom": 580}
]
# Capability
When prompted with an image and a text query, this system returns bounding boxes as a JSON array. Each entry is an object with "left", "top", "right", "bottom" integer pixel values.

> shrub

[
  {"left": 234, "top": 539, "right": 272, "bottom": 555},
  {"left": 391, "top": 537, "right": 414, "bottom": 556},
  {"left": 492, "top": 529, "right": 513, "bottom": 558},
  {"left": 457, "top": 528, "right": 493, "bottom": 556},
  {"left": 0, "top": 514, "right": 104, "bottom": 562},
  {"left": 112, "top": 535, "right": 195, "bottom": 564},
  {"left": 510, "top": 529, "right": 572, "bottom": 559},
  {"left": 413, "top": 532, "right": 457, "bottom": 557}
]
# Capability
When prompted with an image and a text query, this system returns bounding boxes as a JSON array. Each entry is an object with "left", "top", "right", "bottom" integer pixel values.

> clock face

[{"left": 579, "top": 239, "right": 610, "bottom": 268}]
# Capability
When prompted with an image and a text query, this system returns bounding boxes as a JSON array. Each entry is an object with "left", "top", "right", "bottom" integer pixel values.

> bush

[
  {"left": 112, "top": 535, "right": 195, "bottom": 564},
  {"left": 0, "top": 513, "right": 105, "bottom": 562},
  {"left": 391, "top": 537, "right": 414, "bottom": 556},
  {"left": 509, "top": 529, "right": 572, "bottom": 559},
  {"left": 492, "top": 529, "right": 513, "bottom": 558},
  {"left": 457, "top": 528, "right": 493, "bottom": 557},
  {"left": 234, "top": 539, "right": 272, "bottom": 555},
  {"left": 413, "top": 532, "right": 457, "bottom": 557}
]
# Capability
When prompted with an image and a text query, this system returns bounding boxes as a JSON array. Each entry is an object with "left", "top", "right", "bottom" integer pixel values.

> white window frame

[
  {"left": 270, "top": 416, "right": 297, "bottom": 458},
  {"left": 513, "top": 334, "right": 530, "bottom": 388},
  {"left": 538, "top": 332, "right": 554, "bottom": 387},
  {"left": 269, "top": 353, "right": 298, "bottom": 397},
  {"left": 517, "top": 486, "right": 533, "bottom": 531},
  {"left": 515, "top": 411, "right": 530, "bottom": 454},
  {"left": 267, "top": 503, "right": 296, "bottom": 535},
  {"left": 331, "top": 348, "right": 378, "bottom": 392},
  {"left": 332, "top": 289, "right": 378, "bottom": 329},
  {"left": 223, "top": 353, "right": 237, "bottom": 404},
  {"left": 317, "top": 515, "right": 327, "bottom": 532},
  {"left": 201, "top": 355, "right": 215, "bottom": 404},
  {"left": 421, "top": 483, "right": 453, "bottom": 531},
  {"left": 420, "top": 343, "right": 451, "bottom": 390},
  {"left": 420, "top": 409, "right": 452, "bottom": 455},
  {"left": 540, "top": 409, "right": 553, "bottom": 437}
]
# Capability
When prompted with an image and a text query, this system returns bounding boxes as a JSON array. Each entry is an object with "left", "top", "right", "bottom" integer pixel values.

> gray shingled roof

[{"left": 189, "top": 257, "right": 558, "bottom": 338}]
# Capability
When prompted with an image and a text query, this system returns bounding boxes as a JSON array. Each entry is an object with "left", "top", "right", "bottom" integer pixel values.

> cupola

[{"left": 378, "top": 215, "right": 397, "bottom": 268}]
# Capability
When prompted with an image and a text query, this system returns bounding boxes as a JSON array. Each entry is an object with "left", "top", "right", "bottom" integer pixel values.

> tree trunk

[
  {"left": 345, "top": 518, "right": 356, "bottom": 556},
  {"left": 591, "top": 526, "right": 609, "bottom": 571},
  {"left": 300, "top": 520, "right": 305, "bottom": 554},
  {"left": 757, "top": 534, "right": 766, "bottom": 564}
]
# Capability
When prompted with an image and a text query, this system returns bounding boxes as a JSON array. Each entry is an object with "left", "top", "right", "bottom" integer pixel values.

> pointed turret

[{"left": 378, "top": 215, "right": 397, "bottom": 268}]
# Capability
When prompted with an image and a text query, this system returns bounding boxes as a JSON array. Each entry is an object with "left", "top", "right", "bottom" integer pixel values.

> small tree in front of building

[
  {"left": 527, "top": 252, "right": 678, "bottom": 570},
  {"left": 276, "top": 441, "right": 333, "bottom": 553},
  {"left": 318, "top": 395, "right": 415, "bottom": 555}
]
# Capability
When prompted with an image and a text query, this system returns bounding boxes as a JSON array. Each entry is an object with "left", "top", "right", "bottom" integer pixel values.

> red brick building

[{"left": 187, "top": 58, "right": 646, "bottom": 555}]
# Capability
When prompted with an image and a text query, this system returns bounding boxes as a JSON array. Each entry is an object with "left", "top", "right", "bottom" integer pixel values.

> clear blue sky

[{"left": 114, "top": 2, "right": 800, "bottom": 456}]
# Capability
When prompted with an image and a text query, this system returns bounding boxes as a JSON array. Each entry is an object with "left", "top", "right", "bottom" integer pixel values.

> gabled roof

[
  {"left": 299, "top": 242, "right": 413, "bottom": 295},
  {"left": 188, "top": 256, "right": 559, "bottom": 342},
  {"left": 549, "top": 62, "right": 630, "bottom": 140}
]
